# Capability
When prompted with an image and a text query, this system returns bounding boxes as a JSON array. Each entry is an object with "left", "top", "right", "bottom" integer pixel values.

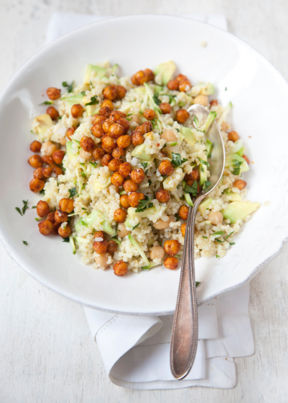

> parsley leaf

[
  {"left": 141, "top": 265, "right": 152, "bottom": 270},
  {"left": 15, "top": 200, "right": 29, "bottom": 216},
  {"left": 85, "top": 95, "right": 99, "bottom": 106},
  {"left": 80, "top": 91, "right": 86, "bottom": 96},
  {"left": 62, "top": 81, "right": 74, "bottom": 93},
  {"left": 184, "top": 181, "right": 199, "bottom": 197},
  {"left": 232, "top": 159, "right": 242, "bottom": 175},
  {"left": 22, "top": 240, "right": 28, "bottom": 246},
  {"left": 153, "top": 94, "right": 161, "bottom": 105},
  {"left": 213, "top": 231, "right": 225, "bottom": 237},
  {"left": 171, "top": 153, "right": 187, "bottom": 167},
  {"left": 41, "top": 100, "right": 53, "bottom": 105},
  {"left": 202, "top": 180, "right": 211, "bottom": 191},
  {"left": 195, "top": 281, "right": 200, "bottom": 287},
  {"left": 68, "top": 187, "right": 77, "bottom": 198},
  {"left": 135, "top": 197, "right": 153, "bottom": 212},
  {"left": 141, "top": 162, "right": 148, "bottom": 171},
  {"left": 89, "top": 161, "right": 98, "bottom": 167},
  {"left": 132, "top": 223, "right": 140, "bottom": 230},
  {"left": 62, "top": 237, "right": 70, "bottom": 243}
]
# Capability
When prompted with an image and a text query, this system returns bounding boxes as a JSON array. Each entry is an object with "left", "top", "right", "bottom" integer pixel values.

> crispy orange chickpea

[
  {"left": 80, "top": 136, "right": 95, "bottom": 152},
  {"left": 42, "top": 155, "right": 54, "bottom": 166},
  {"left": 98, "top": 106, "right": 111, "bottom": 118},
  {"left": 71, "top": 104, "right": 84, "bottom": 118},
  {"left": 36, "top": 200, "right": 50, "bottom": 217},
  {"left": 120, "top": 194, "right": 130, "bottom": 209},
  {"left": 102, "top": 136, "right": 115, "bottom": 153},
  {"left": 164, "top": 240, "right": 180, "bottom": 256},
  {"left": 233, "top": 179, "right": 247, "bottom": 190},
  {"left": 41, "top": 141, "right": 58, "bottom": 157},
  {"left": 181, "top": 223, "right": 186, "bottom": 237},
  {"left": 130, "top": 168, "right": 145, "bottom": 184},
  {"left": 210, "top": 99, "right": 218, "bottom": 107},
  {"left": 52, "top": 150, "right": 65, "bottom": 165},
  {"left": 175, "top": 109, "right": 189, "bottom": 124},
  {"left": 113, "top": 260, "right": 128, "bottom": 276},
  {"left": 179, "top": 205, "right": 189, "bottom": 220},
  {"left": 185, "top": 168, "right": 199, "bottom": 185},
  {"left": 28, "top": 154, "right": 43, "bottom": 168},
  {"left": 108, "top": 158, "right": 121, "bottom": 172},
  {"left": 164, "top": 256, "right": 178, "bottom": 270},
  {"left": 103, "top": 85, "right": 118, "bottom": 101},
  {"left": 30, "top": 140, "right": 42, "bottom": 153},
  {"left": 123, "top": 179, "right": 138, "bottom": 193},
  {"left": 59, "top": 198, "right": 74, "bottom": 213},
  {"left": 131, "top": 70, "right": 146, "bottom": 86},
  {"left": 110, "top": 110, "right": 126, "bottom": 121},
  {"left": 92, "top": 147, "right": 105, "bottom": 160},
  {"left": 53, "top": 165, "right": 63, "bottom": 176},
  {"left": 111, "top": 172, "right": 124, "bottom": 187},
  {"left": 228, "top": 130, "right": 239, "bottom": 142},
  {"left": 116, "top": 85, "right": 127, "bottom": 99},
  {"left": 143, "top": 109, "right": 156, "bottom": 120},
  {"left": 118, "top": 162, "right": 132, "bottom": 177},
  {"left": 58, "top": 223, "right": 72, "bottom": 238},
  {"left": 114, "top": 208, "right": 127, "bottom": 223},
  {"left": 102, "top": 119, "right": 111, "bottom": 133},
  {"left": 91, "top": 114, "right": 106, "bottom": 126},
  {"left": 178, "top": 80, "right": 192, "bottom": 92},
  {"left": 91, "top": 123, "right": 104, "bottom": 138},
  {"left": 156, "top": 188, "right": 170, "bottom": 203},
  {"left": 101, "top": 99, "right": 114, "bottom": 110},
  {"left": 131, "top": 131, "right": 144, "bottom": 146},
  {"left": 54, "top": 210, "right": 68, "bottom": 224},
  {"left": 159, "top": 102, "right": 172, "bottom": 114},
  {"left": 117, "top": 117, "right": 130, "bottom": 133},
  {"left": 101, "top": 153, "right": 112, "bottom": 166},
  {"left": 138, "top": 121, "right": 152, "bottom": 134},
  {"left": 94, "top": 231, "right": 105, "bottom": 241},
  {"left": 128, "top": 192, "right": 145, "bottom": 207},
  {"left": 158, "top": 160, "right": 174, "bottom": 176},
  {"left": 112, "top": 147, "right": 125, "bottom": 159},
  {"left": 107, "top": 240, "right": 118, "bottom": 255},
  {"left": 117, "top": 135, "right": 131, "bottom": 149},
  {"left": 167, "top": 79, "right": 179, "bottom": 91},
  {"left": 33, "top": 167, "right": 44, "bottom": 180},
  {"left": 38, "top": 219, "right": 54, "bottom": 235},
  {"left": 144, "top": 68, "right": 155, "bottom": 81},
  {"left": 46, "top": 87, "right": 61, "bottom": 100},
  {"left": 29, "top": 178, "right": 45, "bottom": 193},
  {"left": 46, "top": 211, "right": 56, "bottom": 224},
  {"left": 46, "top": 105, "right": 59, "bottom": 121},
  {"left": 42, "top": 166, "right": 53, "bottom": 178},
  {"left": 93, "top": 239, "right": 109, "bottom": 254},
  {"left": 66, "top": 127, "right": 75, "bottom": 140},
  {"left": 108, "top": 123, "right": 125, "bottom": 138}
]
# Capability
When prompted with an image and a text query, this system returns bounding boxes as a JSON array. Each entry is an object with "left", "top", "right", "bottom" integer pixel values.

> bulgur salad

[{"left": 26, "top": 61, "right": 259, "bottom": 276}]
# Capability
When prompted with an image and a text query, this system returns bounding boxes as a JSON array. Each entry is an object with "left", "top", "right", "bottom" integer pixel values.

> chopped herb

[
  {"left": 141, "top": 162, "right": 148, "bottom": 170},
  {"left": 171, "top": 152, "right": 187, "bottom": 167},
  {"left": 232, "top": 159, "right": 242, "bottom": 175},
  {"left": 196, "top": 281, "right": 200, "bottom": 287},
  {"left": 216, "top": 254, "right": 220, "bottom": 258},
  {"left": 141, "top": 265, "right": 152, "bottom": 270},
  {"left": 31, "top": 205, "right": 37, "bottom": 209},
  {"left": 62, "top": 81, "right": 74, "bottom": 93},
  {"left": 89, "top": 161, "right": 98, "bottom": 168},
  {"left": 184, "top": 181, "right": 198, "bottom": 197},
  {"left": 167, "top": 142, "right": 178, "bottom": 147},
  {"left": 15, "top": 200, "right": 29, "bottom": 216},
  {"left": 148, "top": 179, "right": 152, "bottom": 185},
  {"left": 111, "top": 237, "right": 121, "bottom": 245},
  {"left": 35, "top": 217, "right": 41, "bottom": 222},
  {"left": 202, "top": 180, "right": 211, "bottom": 191},
  {"left": 69, "top": 187, "right": 77, "bottom": 198},
  {"left": 132, "top": 223, "right": 140, "bottom": 230},
  {"left": 213, "top": 231, "right": 225, "bottom": 237},
  {"left": 40, "top": 189, "right": 45, "bottom": 195},
  {"left": 135, "top": 197, "right": 153, "bottom": 213},
  {"left": 22, "top": 240, "right": 28, "bottom": 246},
  {"left": 224, "top": 231, "right": 234, "bottom": 241},
  {"left": 41, "top": 100, "right": 53, "bottom": 105},
  {"left": 200, "top": 159, "right": 208, "bottom": 166},
  {"left": 168, "top": 94, "right": 176, "bottom": 104},
  {"left": 202, "top": 236, "right": 208, "bottom": 239},
  {"left": 62, "top": 237, "right": 70, "bottom": 243},
  {"left": 175, "top": 213, "right": 180, "bottom": 221},
  {"left": 229, "top": 242, "right": 235, "bottom": 246},
  {"left": 85, "top": 95, "right": 99, "bottom": 106},
  {"left": 80, "top": 91, "right": 86, "bottom": 96},
  {"left": 153, "top": 94, "right": 161, "bottom": 105},
  {"left": 215, "top": 239, "right": 224, "bottom": 243},
  {"left": 81, "top": 171, "right": 87, "bottom": 179}
]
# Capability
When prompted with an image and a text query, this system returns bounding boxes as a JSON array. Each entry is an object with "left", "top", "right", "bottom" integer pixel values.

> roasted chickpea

[
  {"left": 117, "top": 117, "right": 130, "bottom": 133},
  {"left": 59, "top": 198, "right": 74, "bottom": 213},
  {"left": 117, "top": 135, "right": 131, "bottom": 149},
  {"left": 28, "top": 154, "right": 43, "bottom": 168},
  {"left": 128, "top": 192, "right": 145, "bottom": 207},
  {"left": 153, "top": 217, "right": 173, "bottom": 230},
  {"left": 101, "top": 99, "right": 114, "bottom": 110},
  {"left": 30, "top": 140, "right": 42, "bottom": 153},
  {"left": 94, "top": 231, "right": 105, "bottom": 241},
  {"left": 175, "top": 109, "right": 189, "bottom": 124},
  {"left": 71, "top": 104, "right": 84, "bottom": 118},
  {"left": 114, "top": 208, "right": 127, "bottom": 223},
  {"left": 102, "top": 85, "right": 118, "bottom": 101},
  {"left": 52, "top": 165, "right": 63, "bottom": 176},
  {"left": 107, "top": 240, "right": 118, "bottom": 255},
  {"left": 155, "top": 189, "right": 170, "bottom": 203},
  {"left": 102, "top": 119, "right": 111, "bottom": 133},
  {"left": 164, "top": 240, "right": 180, "bottom": 256},
  {"left": 91, "top": 114, "right": 106, "bottom": 125},
  {"left": 233, "top": 179, "right": 247, "bottom": 190},
  {"left": 101, "top": 154, "right": 112, "bottom": 166},
  {"left": 158, "top": 160, "right": 174, "bottom": 176},
  {"left": 36, "top": 200, "right": 50, "bottom": 217},
  {"left": 38, "top": 219, "right": 54, "bottom": 235},
  {"left": 80, "top": 136, "right": 95, "bottom": 152},
  {"left": 54, "top": 210, "right": 68, "bottom": 224},
  {"left": 93, "top": 239, "right": 109, "bottom": 254},
  {"left": 116, "top": 85, "right": 127, "bottom": 99},
  {"left": 150, "top": 246, "right": 165, "bottom": 261},
  {"left": 210, "top": 99, "right": 218, "bottom": 107},
  {"left": 181, "top": 223, "right": 186, "bottom": 237},
  {"left": 91, "top": 123, "right": 104, "bottom": 138},
  {"left": 118, "top": 162, "right": 132, "bottom": 177},
  {"left": 164, "top": 256, "right": 178, "bottom": 270},
  {"left": 167, "top": 79, "right": 179, "bottom": 91},
  {"left": 131, "top": 131, "right": 144, "bottom": 146},
  {"left": 194, "top": 95, "right": 209, "bottom": 106},
  {"left": 46, "top": 211, "right": 56, "bottom": 224},
  {"left": 58, "top": 223, "right": 72, "bottom": 238},
  {"left": 109, "top": 110, "right": 126, "bottom": 121},
  {"left": 120, "top": 194, "right": 130, "bottom": 209},
  {"left": 138, "top": 121, "right": 152, "bottom": 135},
  {"left": 112, "top": 147, "right": 125, "bottom": 159},
  {"left": 108, "top": 158, "right": 121, "bottom": 172},
  {"left": 98, "top": 106, "right": 111, "bottom": 118},
  {"left": 179, "top": 80, "right": 192, "bottom": 92},
  {"left": 159, "top": 102, "right": 172, "bottom": 114},
  {"left": 185, "top": 168, "right": 199, "bottom": 185},
  {"left": 95, "top": 253, "right": 109, "bottom": 268},
  {"left": 178, "top": 205, "right": 189, "bottom": 220},
  {"left": 130, "top": 168, "right": 145, "bottom": 184},
  {"left": 29, "top": 178, "right": 45, "bottom": 193},
  {"left": 42, "top": 166, "right": 53, "bottom": 178},
  {"left": 102, "top": 136, "right": 115, "bottom": 153},
  {"left": 52, "top": 150, "right": 65, "bottom": 165},
  {"left": 208, "top": 211, "right": 223, "bottom": 226},
  {"left": 111, "top": 172, "right": 124, "bottom": 187},
  {"left": 46, "top": 87, "right": 61, "bottom": 100},
  {"left": 113, "top": 260, "right": 128, "bottom": 276},
  {"left": 143, "top": 109, "right": 156, "bottom": 120},
  {"left": 144, "top": 68, "right": 155, "bottom": 82},
  {"left": 123, "top": 179, "right": 138, "bottom": 193},
  {"left": 92, "top": 147, "right": 105, "bottom": 160},
  {"left": 46, "top": 106, "right": 59, "bottom": 121},
  {"left": 66, "top": 127, "right": 75, "bottom": 140},
  {"left": 42, "top": 155, "right": 54, "bottom": 166},
  {"left": 131, "top": 70, "right": 146, "bottom": 86},
  {"left": 228, "top": 130, "right": 239, "bottom": 142},
  {"left": 108, "top": 123, "right": 125, "bottom": 138},
  {"left": 33, "top": 167, "right": 44, "bottom": 180},
  {"left": 41, "top": 141, "right": 58, "bottom": 157}
]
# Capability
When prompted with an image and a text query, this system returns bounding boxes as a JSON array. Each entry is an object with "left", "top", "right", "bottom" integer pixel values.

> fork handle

[{"left": 170, "top": 199, "right": 200, "bottom": 379}]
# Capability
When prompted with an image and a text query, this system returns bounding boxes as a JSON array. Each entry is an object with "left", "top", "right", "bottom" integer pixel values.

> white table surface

[{"left": 1, "top": 1, "right": 288, "bottom": 402}]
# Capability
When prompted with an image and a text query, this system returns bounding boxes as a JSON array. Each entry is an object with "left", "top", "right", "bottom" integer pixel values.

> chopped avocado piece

[
  {"left": 230, "top": 140, "right": 244, "bottom": 156},
  {"left": 191, "top": 82, "right": 215, "bottom": 96},
  {"left": 199, "top": 111, "right": 217, "bottom": 133},
  {"left": 184, "top": 193, "right": 193, "bottom": 207},
  {"left": 131, "top": 143, "right": 153, "bottom": 161},
  {"left": 199, "top": 162, "right": 209, "bottom": 186},
  {"left": 206, "top": 139, "right": 214, "bottom": 158},
  {"left": 223, "top": 201, "right": 260, "bottom": 223},
  {"left": 143, "top": 83, "right": 161, "bottom": 112},
  {"left": 128, "top": 234, "right": 150, "bottom": 266},
  {"left": 163, "top": 167, "right": 185, "bottom": 191},
  {"left": 75, "top": 210, "right": 116, "bottom": 236},
  {"left": 225, "top": 191, "right": 242, "bottom": 202},
  {"left": 84, "top": 64, "right": 107, "bottom": 84},
  {"left": 154, "top": 61, "right": 176, "bottom": 85},
  {"left": 226, "top": 153, "right": 249, "bottom": 175},
  {"left": 61, "top": 94, "right": 84, "bottom": 107},
  {"left": 179, "top": 127, "right": 196, "bottom": 146},
  {"left": 32, "top": 114, "right": 53, "bottom": 137},
  {"left": 199, "top": 198, "right": 213, "bottom": 216}
]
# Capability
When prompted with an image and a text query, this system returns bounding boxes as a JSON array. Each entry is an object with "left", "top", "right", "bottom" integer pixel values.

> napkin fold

[{"left": 47, "top": 12, "right": 254, "bottom": 390}]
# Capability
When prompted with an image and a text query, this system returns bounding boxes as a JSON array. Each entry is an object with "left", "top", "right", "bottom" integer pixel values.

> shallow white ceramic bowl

[{"left": 1, "top": 15, "right": 288, "bottom": 315}]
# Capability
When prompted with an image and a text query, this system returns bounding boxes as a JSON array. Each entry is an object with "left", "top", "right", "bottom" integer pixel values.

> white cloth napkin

[{"left": 46, "top": 13, "right": 254, "bottom": 390}]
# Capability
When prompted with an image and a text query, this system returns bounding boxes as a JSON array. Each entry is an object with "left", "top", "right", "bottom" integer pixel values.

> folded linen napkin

[{"left": 46, "top": 13, "right": 253, "bottom": 390}]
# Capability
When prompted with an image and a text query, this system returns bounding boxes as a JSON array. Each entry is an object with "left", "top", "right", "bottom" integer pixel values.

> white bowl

[{"left": 1, "top": 15, "right": 288, "bottom": 315}]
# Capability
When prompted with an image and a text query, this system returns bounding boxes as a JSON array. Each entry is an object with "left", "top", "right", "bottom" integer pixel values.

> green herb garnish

[
  {"left": 132, "top": 223, "right": 140, "bottom": 230},
  {"left": 15, "top": 200, "right": 29, "bottom": 216},
  {"left": 81, "top": 91, "right": 86, "bottom": 96},
  {"left": 202, "top": 180, "right": 211, "bottom": 191},
  {"left": 232, "top": 159, "right": 242, "bottom": 175},
  {"left": 85, "top": 95, "right": 99, "bottom": 106},
  {"left": 213, "top": 231, "right": 225, "bottom": 237},
  {"left": 202, "top": 236, "right": 208, "bottom": 239},
  {"left": 216, "top": 254, "right": 220, "bottom": 258},
  {"left": 62, "top": 81, "right": 74, "bottom": 93},
  {"left": 141, "top": 265, "right": 152, "bottom": 270},
  {"left": 68, "top": 187, "right": 77, "bottom": 198},
  {"left": 22, "top": 240, "right": 28, "bottom": 246},
  {"left": 141, "top": 162, "right": 148, "bottom": 170},
  {"left": 224, "top": 231, "right": 234, "bottom": 241},
  {"left": 171, "top": 152, "right": 187, "bottom": 167},
  {"left": 135, "top": 197, "right": 153, "bottom": 213},
  {"left": 153, "top": 94, "right": 161, "bottom": 105},
  {"left": 62, "top": 237, "right": 70, "bottom": 243},
  {"left": 196, "top": 281, "right": 200, "bottom": 287},
  {"left": 184, "top": 181, "right": 198, "bottom": 197},
  {"left": 39, "top": 189, "right": 45, "bottom": 195},
  {"left": 89, "top": 161, "right": 98, "bottom": 168},
  {"left": 41, "top": 100, "right": 53, "bottom": 105}
]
